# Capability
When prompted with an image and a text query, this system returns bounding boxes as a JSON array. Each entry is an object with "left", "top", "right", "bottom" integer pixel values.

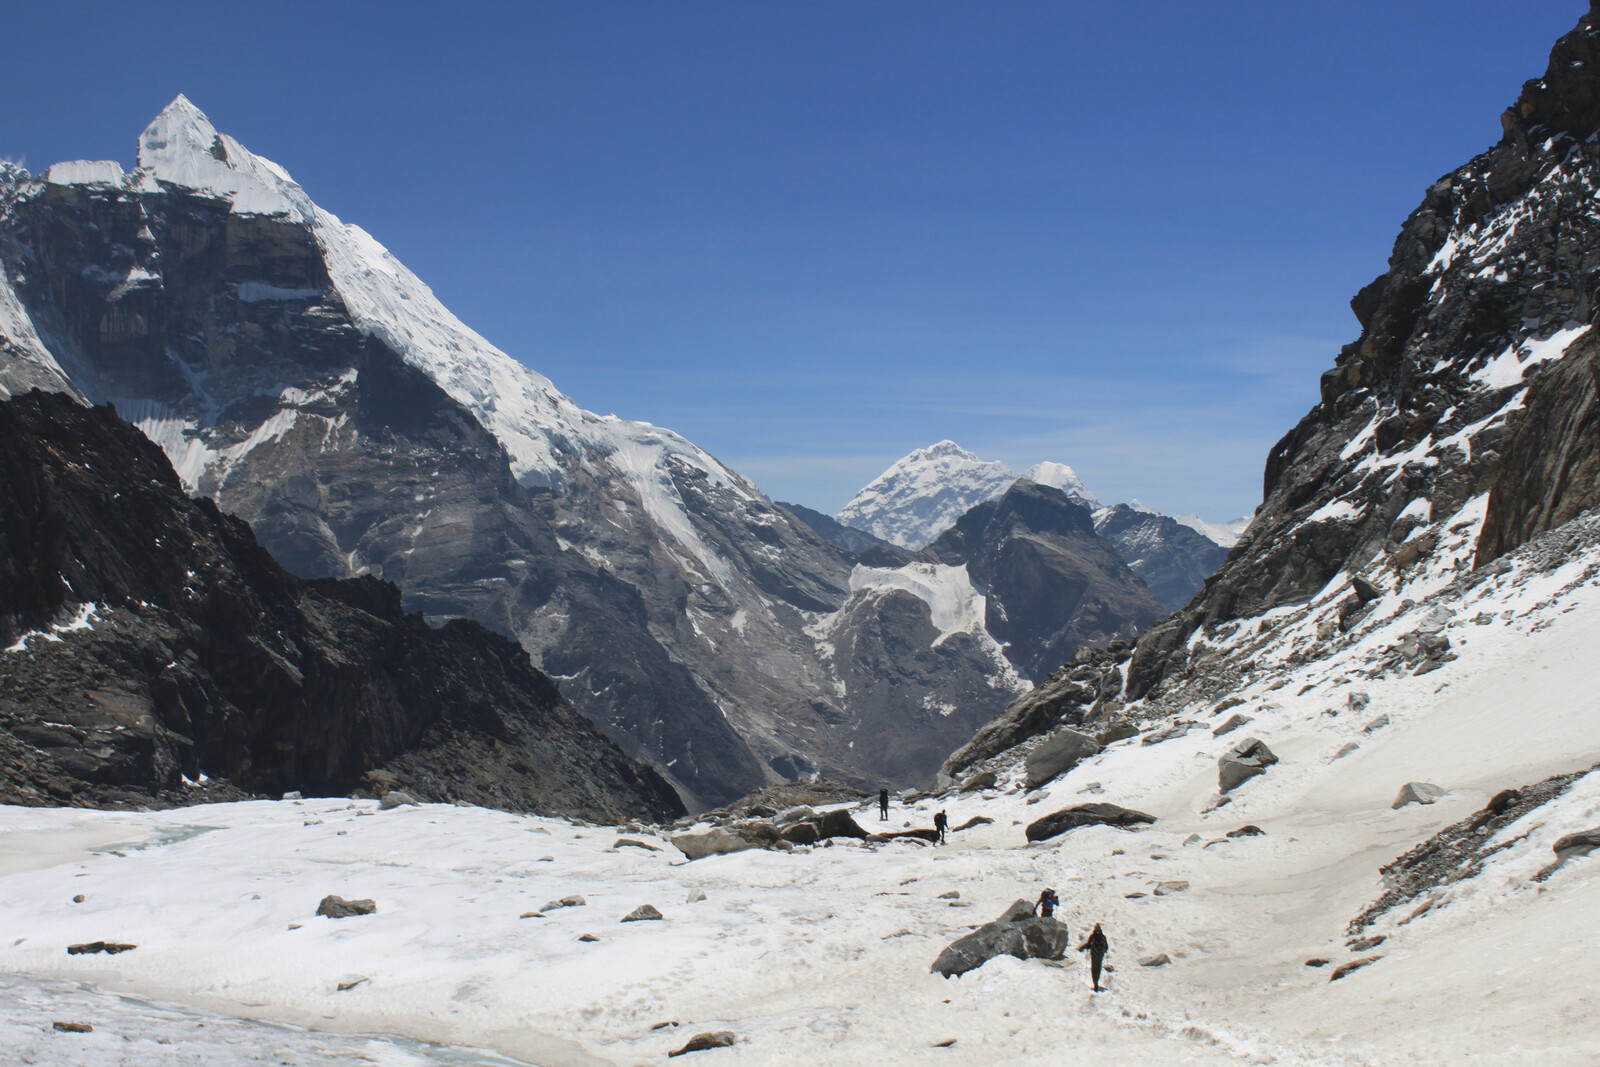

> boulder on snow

[
  {"left": 66, "top": 941, "right": 136, "bottom": 955},
  {"left": 960, "top": 770, "right": 997, "bottom": 792},
  {"left": 52, "top": 1021, "right": 94, "bottom": 1033},
  {"left": 1025, "top": 803, "right": 1155, "bottom": 843},
  {"left": 1211, "top": 713, "right": 1251, "bottom": 738},
  {"left": 813, "top": 809, "right": 870, "bottom": 840},
  {"left": 621, "top": 904, "right": 663, "bottom": 922},
  {"left": 1329, "top": 955, "right": 1383, "bottom": 981},
  {"left": 1218, "top": 737, "right": 1278, "bottom": 793},
  {"left": 686, "top": 888, "right": 707, "bottom": 903},
  {"left": 875, "top": 828, "right": 939, "bottom": 844},
  {"left": 1153, "top": 880, "right": 1189, "bottom": 896},
  {"left": 669, "top": 1031, "right": 737, "bottom": 1056},
  {"left": 781, "top": 821, "right": 820, "bottom": 845},
  {"left": 772, "top": 805, "right": 816, "bottom": 828},
  {"left": 953, "top": 815, "right": 994, "bottom": 832},
  {"left": 1392, "top": 782, "right": 1447, "bottom": 809},
  {"left": 1551, "top": 827, "right": 1600, "bottom": 856},
  {"left": 542, "top": 895, "right": 586, "bottom": 911},
  {"left": 1138, "top": 953, "right": 1171, "bottom": 967},
  {"left": 1141, "top": 720, "right": 1199, "bottom": 746},
  {"left": 931, "top": 899, "right": 1071, "bottom": 977},
  {"left": 1226, "top": 824, "right": 1265, "bottom": 838},
  {"left": 1025, "top": 729, "right": 1102, "bottom": 787},
  {"left": 316, "top": 896, "right": 376, "bottom": 918},
  {"left": 378, "top": 789, "right": 420, "bottom": 810},
  {"left": 670, "top": 823, "right": 781, "bottom": 860},
  {"left": 615, "top": 838, "right": 662, "bottom": 851}
]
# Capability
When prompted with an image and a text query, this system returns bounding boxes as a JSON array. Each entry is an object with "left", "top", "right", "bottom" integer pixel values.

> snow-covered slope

[
  {"left": 1021, "top": 460, "right": 1098, "bottom": 507},
  {"left": 2, "top": 503, "right": 1597, "bottom": 1065}
]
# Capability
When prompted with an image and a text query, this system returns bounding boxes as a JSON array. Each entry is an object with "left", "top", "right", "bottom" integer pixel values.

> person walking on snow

[
  {"left": 933, "top": 809, "right": 948, "bottom": 844},
  {"left": 1079, "top": 923, "right": 1109, "bottom": 992},
  {"left": 879, "top": 788, "right": 890, "bottom": 821},
  {"left": 1033, "top": 888, "right": 1059, "bottom": 919}
]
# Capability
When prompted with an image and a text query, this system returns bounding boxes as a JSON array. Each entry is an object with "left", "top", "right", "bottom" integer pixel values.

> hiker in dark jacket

[
  {"left": 933, "top": 809, "right": 948, "bottom": 843},
  {"left": 1033, "top": 888, "right": 1059, "bottom": 919},
  {"left": 879, "top": 789, "right": 890, "bottom": 820},
  {"left": 1078, "top": 923, "right": 1109, "bottom": 991}
]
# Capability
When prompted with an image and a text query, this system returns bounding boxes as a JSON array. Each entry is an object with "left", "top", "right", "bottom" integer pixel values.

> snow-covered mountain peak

[
  {"left": 835, "top": 442, "right": 1020, "bottom": 549},
  {"left": 1021, "top": 461, "right": 1097, "bottom": 507},
  {"left": 134, "top": 95, "right": 313, "bottom": 222},
  {"left": 1173, "top": 510, "right": 1254, "bottom": 549}
]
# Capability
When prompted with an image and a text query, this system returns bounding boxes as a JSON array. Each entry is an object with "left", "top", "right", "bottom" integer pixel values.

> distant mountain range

[{"left": 829, "top": 441, "right": 1252, "bottom": 610}]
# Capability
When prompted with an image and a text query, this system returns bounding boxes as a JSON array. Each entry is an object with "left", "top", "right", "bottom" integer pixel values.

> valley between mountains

[{"left": 4, "top": 2, "right": 1600, "bottom": 1064}]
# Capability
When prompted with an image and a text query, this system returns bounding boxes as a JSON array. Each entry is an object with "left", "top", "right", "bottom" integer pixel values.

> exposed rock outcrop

[{"left": 0, "top": 391, "right": 684, "bottom": 822}]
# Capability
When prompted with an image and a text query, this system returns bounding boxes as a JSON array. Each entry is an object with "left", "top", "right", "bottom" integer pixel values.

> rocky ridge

[
  {"left": 946, "top": 3, "right": 1600, "bottom": 773},
  {"left": 0, "top": 390, "right": 683, "bottom": 820}
]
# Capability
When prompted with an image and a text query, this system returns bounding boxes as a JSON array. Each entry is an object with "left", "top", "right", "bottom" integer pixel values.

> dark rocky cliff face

[
  {"left": 0, "top": 390, "right": 684, "bottom": 820},
  {"left": 947, "top": 2, "right": 1600, "bottom": 774},
  {"left": 923, "top": 481, "right": 1165, "bottom": 681}
]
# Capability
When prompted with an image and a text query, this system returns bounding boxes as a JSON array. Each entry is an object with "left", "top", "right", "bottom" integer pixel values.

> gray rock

[
  {"left": 1153, "top": 881, "right": 1189, "bottom": 895},
  {"left": 1331, "top": 742, "right": 1360, "bottom": 761},
  {"left": 780, "top": 821, "right": 820, "bottom": 845},
  {"left": 1141, "top": 720, "right": 1199, "bottom": 746},
  {"left": 541, "top": 895, "right": 586, "bottom": 911},
  {"left": 1348, "top": 935, "right": 1386, "bottom": 951},
  {"left": 1024, "top": 729, "right": 1103, "bottom": 788},
  {"left": 316, "top": 896, "right": 376, "bottom": 918},
  {"left": 686, "top": 888, "right": 708, "bottom": 903},
  {"left": 938, "top": 890, "right": 961, "bottom": 899},
  {"left": 931, "top": 899, "right": 1071, "bottom": 977},
  {"left": 1551, "top": 827, "right": 1600, "bottom": 856},
  {"left": 669, "top": 1031, "right": 737, "bottom": 1057},
  {"left": 621, "top": 904, "right": 663, "bottom": 922},
  {"left": 952, "top": 815, "right": 994, "bottom": 831},
  {"left": 52, "top": 1021, "right": 94, "bottom": 1033},
  {"left": 1025, "top": 803, "right": 1155, "bottom": 842},
  {"left": 378, "top": 790, "right": 420, "bottom": 810},
  {"left": 1347, "top": 692, "right": 1371, "bottom": 712},
  {"left": 1363, "top": 714, "right": 1391, "bottom": 734},
  {"left": 960, "top": 770, "right": 998, "bottom": 792},
  {"left": 1211, "top": 713, "right": 1251, "bottom": 738},
  {"left": 1138, "top": 953, "right": 1171, "bottom": 967},
  {"left": 1226, "top": 824, "right": 1264, "bottom": 838},
  {"left": 670, "top": 823, "right": 781, "bottom": 860},
  {"left": 1218, "top": 737, "right": 1278, "bottom": 792},
  {"left": 281, "top": 791, "right": 303, "bottom": 801},
  {"left": 771, "top": 805, "right": 816, "bottom": 828},
  {"left": 1392, "top": 782, "right": 1447, "bottom": 809}
]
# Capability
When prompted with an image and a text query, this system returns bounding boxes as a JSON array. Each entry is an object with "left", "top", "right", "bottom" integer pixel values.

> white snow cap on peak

[
  {"left": 835, "top": 441, "right": 1021, "bottom": 550},
  {"left": 1021, "top": 461, "right": 1098, "bottom": 508},
  {"left": 136, "top": 95, "right": 313, "bottom": 221}
]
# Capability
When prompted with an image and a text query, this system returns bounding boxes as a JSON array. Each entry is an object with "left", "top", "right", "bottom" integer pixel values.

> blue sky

[{"left": 2, "top": 2, "right": 1584, "bottom": 517}]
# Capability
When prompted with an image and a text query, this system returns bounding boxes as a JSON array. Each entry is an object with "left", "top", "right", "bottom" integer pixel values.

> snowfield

[{"left": 3, "top": 506, "right": 1599, "bottom": 1066}]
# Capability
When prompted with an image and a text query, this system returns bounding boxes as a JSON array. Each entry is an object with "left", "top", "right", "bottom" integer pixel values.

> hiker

[
  {"left": 933, "top": 809, "right": 948, "bottom": 843},
  {"left": 1033, "top": 887, "right": 1058, "bottom": 919},
  {"left": 879, "top": 788, "right": 890, "bottom": 820},
  {"left": 1078, "top": 923, "right": 1109, "bottom": 992}
]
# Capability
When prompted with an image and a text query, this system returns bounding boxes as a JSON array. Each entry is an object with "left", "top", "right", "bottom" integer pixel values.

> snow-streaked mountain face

[
  {"left": 836, "top": 442, "right": 1241, "bottom": 607},
  {"left": 0, "top": 97, "right": 1037, "bottom": 806},
  {"left": 835, "top": 441, "right": 1023, "bottom": 550}
]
